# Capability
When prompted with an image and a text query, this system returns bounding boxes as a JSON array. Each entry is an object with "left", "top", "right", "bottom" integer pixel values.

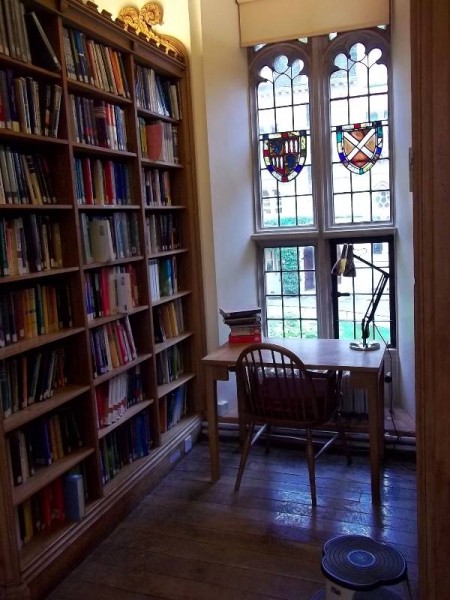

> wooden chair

[{"left": 234, "top": 342, "right": 352, "bottom": 505}]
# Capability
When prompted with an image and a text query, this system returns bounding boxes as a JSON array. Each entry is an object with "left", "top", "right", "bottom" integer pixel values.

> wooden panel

[{"left": 411, "top": 0, "right": 450, "bottom": 597}]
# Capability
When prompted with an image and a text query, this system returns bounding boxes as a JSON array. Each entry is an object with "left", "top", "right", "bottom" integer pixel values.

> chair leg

[
  {"left": 235, "top": 422, "right": 255, "bottom": 491},
  {"left": 335, "top": 410, "right": 352, "bottom": 465},
  {"left": 306, "top": 428, "right": 317, "bottom": 506},
  {"left": 265, "top": 424, "right": 272, "bottom": 454}
]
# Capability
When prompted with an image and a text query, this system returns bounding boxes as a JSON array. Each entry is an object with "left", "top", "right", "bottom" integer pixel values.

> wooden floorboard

[{"left": 45, "top": 436, "right": 418, "bottom": 599}]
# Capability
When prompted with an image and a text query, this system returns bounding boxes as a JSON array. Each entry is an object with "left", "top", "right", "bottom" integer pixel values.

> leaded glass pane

[
  {"left": 258, "top": 80, "right": 274, "bottom": 109},
  {"left": 330, "top": 71, "right": 348, "bottom": 99},
  {"left": 330, "top": 99, "right": 348, "bottom": 126},
  {"left": 334, "top": 241, "right": 391, "bottom": 346},
  {"left": 334, "top": 193, "right": 352, "bottom": 224},
  {"left": 279, "top": 196, "right": 297, "bottom": 226},
  {"left": 352, "top": 192, "right": 371, "bottom": 222},
  {"left": 263, "top": 246, "right": 318, "bottom": 339},
  {"left": 330, "top": 41, "right": 391, "bottom": 225},
  {"left": 258, "top": 108, "right": 275, "bottom": 134},
  {"left": 257, "top": 51, "right": 312, "bottom": 229},
  {"left": 274, "top": 73, "right": 293, "bottom": 107},
  {"left": 349, "top": 96, "right": 369, "bottom": 123},
  {"left": 349, "top": 61, "right": 368, "bottom": 97},
  {"left": 293, "top": 104, "right": 310, "bottom": 129},
  {"left": 369, "top": 63, "right": 388, "bottom": 93},
  {"left": 369, "top": 93, "right": 388, "bottom": 120},
  {"left": 275, "top": 106, "right": 294, "bottom": 131}
]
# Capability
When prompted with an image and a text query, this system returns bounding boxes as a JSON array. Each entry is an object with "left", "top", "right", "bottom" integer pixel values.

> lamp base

[{"left": 349, "top": 341, "right": 381, "bottom": 351}]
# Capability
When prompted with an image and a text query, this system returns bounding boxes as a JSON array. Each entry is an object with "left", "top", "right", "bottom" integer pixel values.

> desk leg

[
  {"left": 204, "top": 364, "right": 231, "bottom": 481},
  {"left": 205, "top": 368, "right": 220, "bottom": 481},
  {"left": 351, "top": 363, "right": 385, "bottom": 504},
  {"left": 366, "top": 365, "right": 385, "bottom": 504}
]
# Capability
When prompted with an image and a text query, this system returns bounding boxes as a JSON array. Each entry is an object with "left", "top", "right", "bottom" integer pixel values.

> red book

[
  {"left": 82, "top": 157, "right": 93, "bottom": 204},
  {"left": 50, "top": 478, "right": 65, "bottom": 522},
  {"left": 145, "top": 121, "right": 164, "bottom": 161},
  {"left": 228, "top": 333, "right": 262, "bottom": 344},
  {"left": 103, "top": 160, "right": 115, "bottom": 204}
]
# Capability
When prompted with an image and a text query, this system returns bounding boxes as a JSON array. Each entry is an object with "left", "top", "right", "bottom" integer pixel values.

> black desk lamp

[{"left": 332, "top": 243, "right": 389, "bottom": 351}]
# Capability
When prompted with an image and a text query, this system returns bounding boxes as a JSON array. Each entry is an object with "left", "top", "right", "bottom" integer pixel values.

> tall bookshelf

[{"left": 0, "top": 1, "right": 205, "bottom": 598}]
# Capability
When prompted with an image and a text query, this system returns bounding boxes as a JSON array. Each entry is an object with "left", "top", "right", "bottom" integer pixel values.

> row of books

[
  {"left": 74, "top": 156, "right": 132, "bottom": 206},
  {"left": 8, "top": 408, "right": 82, "bottom": 487},
  {"left": 0, "top": 0, "right": 30, "bottom": 63},
  {"left": 80, "top": 213, "right": 140, "bottom": 264},
  {"left": 153, "top": 299, "right": 185, "bottom": 344},
  {"left": 0, "top": 70, "right": 62, "bottom": 137},
  {"left": 138, "top": 118, "right": 179, "bottom": 163},
  {"left": 142, "top": 168, "right": 172, "bottom": 206},
  {"left": 219, "top": 305, "right": 262, "bottom": 343},
  {"left": 16, "top": 472, "right": 85, "bottom": 547},
  {"left": 135, "top": 65, "right": 180, "bottom": 119},
  {"left": 3, "top": 73, "right": 61, "bottom": 136},
  {"left": 146, "top": 212, "right": 181, "bottom": 253},
  {"left": 0, "top": 283, "right": 73, "bottom": 348},
  {"left": 85, "top": 266, "right": 138, "bottom": 321},
  {"left": 89, "top": 316, "right": 137, "bottom": 378},
  {"left": 0, "top": 146, "right": 56, "bottom": 205},
  {"left": 70, "top": 95, "right": 128, "bottom": 151},
  {"left": 0, "top": 3, "right": 61, "bottom": 73},
  {"left": 0, "top": 215, "right": 62, "bottom": 277},
  {"left": 1, "top": 347, "right": 67, "bottom": 418},
  {"left": 63, "top": 27, "right": 130, "bottom": 98},
  {"left": 99, "top": 411, "right": 151, "bottom": 484},
  {"left": 156, "top": 345, "right": 183, "bottom": 386},
  {"left": 149, "top": 256, "right": 179, "bottom": 301},
  {"left": 159, "top": 384, "right": 187, "bottom": 433},
  {"left": 95, "top": 366, "right": 143, "bottom": 429}
]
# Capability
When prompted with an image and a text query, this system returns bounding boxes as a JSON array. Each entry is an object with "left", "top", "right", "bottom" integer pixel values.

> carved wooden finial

[{"left": 118, "top": 2, "right": 185, "bottom": 61}]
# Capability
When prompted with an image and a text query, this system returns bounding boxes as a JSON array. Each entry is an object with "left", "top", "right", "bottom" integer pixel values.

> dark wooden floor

[{"left": 46, "top": 435, "right": 418, "bottom": 599}]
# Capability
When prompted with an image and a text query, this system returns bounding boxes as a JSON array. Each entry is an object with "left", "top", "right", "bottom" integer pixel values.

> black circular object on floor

[{"left": 321, "top": 535, "right": 407, "bottom": 592}]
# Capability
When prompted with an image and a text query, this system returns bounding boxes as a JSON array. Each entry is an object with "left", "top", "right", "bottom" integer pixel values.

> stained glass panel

[{"left": 330, "top": 42, "right": 390, "bottom": 225}]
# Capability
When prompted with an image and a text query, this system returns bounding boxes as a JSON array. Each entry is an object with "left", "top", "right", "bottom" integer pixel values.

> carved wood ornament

[{"left": 118, "top": 2, "right": 185, "bottom": 60}]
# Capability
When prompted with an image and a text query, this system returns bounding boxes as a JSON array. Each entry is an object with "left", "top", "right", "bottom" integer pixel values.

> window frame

[{"left": 249, "top": 28, "right": 396, "bottom": 345}]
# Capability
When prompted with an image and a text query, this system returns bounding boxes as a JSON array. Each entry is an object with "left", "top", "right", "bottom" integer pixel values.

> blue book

[{"left": 64, "top": 473, "right": 85, "bottom": 521}]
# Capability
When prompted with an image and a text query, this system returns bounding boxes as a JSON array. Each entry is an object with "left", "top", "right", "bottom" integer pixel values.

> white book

[
  {"left": 88, "top": 219, "right": 115, "bottom": 263},
  {"left": 115, "top": 272, "right": 133, "bottom": 312}
]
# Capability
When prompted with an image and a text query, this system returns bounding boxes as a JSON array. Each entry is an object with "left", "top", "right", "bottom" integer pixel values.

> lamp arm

[{"left": 353, "top": 253, "right": 389, "bottom": 348}]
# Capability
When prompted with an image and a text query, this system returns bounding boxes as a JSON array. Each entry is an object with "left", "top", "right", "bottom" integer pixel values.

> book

[
  {"left": 228, "top": 333, "right": 262, "bottom": 344},
  {"left": 25, "top": 12, "right": 61, "bottom": 72},
  {"left": 64, "top": 473, "right": 85, "bottom": 521},
  {"left": 219, "top": 305, "right": 261, "bottom": 319},
  {"left": 145, "top": 120, "right": 164, "bottom": 161},
  {"left": 88, "top": 219, "right": 115, "bottom": 263}
]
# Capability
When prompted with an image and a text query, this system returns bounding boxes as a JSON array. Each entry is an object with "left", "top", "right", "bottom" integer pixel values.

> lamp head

[{"left": 331, "top": 243, "right": 356, "bottom": 277}]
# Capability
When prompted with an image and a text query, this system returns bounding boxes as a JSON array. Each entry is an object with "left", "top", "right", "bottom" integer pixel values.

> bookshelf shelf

[
  {"left": 152, "top": 289, "right": 192, "bottom": 307},
  {"left": 97, "top": 399, "right": 153, "bottom": 439},
  {"left": 92, "top": 353, "right": 153, "bottom": 385},
  {"left": 0, "top": 327, "right": 85, "bottom": 359},
  {"left": 79, "top": 204, "right": 141, "bottom": 211},
  {"left": 3, "top": 385, "right": 91, "bottom": 433},
  {"left": 148, "top": 248, "right": 188, "bottom": 259},
  {"left": 154, "top": 331, "right": 193, "bottom": 354},
  {"left": 0, "top": 0, "right": 205, "bottom": 596},
  {"left": 87, "top": 305, "right": 149, "bottom": 328},
  {"left": 12, "top": 447, "right": 95, "bottom": 506},
  {"left": 157, "top": 372, "right": 196, "bottom": 399},
  {"left": 141, "top": 158, "right": 184, "bottom": 169},
  {"left": 0, "top": 266, "right": 80, "bottom": 284},
  {"left": 0, "top": 204, "right": 73, "bottom": 211}
]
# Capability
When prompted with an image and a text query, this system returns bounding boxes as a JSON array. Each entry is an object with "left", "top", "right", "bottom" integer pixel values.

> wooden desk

[{"left": 202, "top": 338, "right": 385, "bottom": 504}]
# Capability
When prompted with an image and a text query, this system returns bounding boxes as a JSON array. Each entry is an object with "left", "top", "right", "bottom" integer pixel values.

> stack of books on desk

[{"left": 219, "top": 305, "right": 262, "bottom": 344}]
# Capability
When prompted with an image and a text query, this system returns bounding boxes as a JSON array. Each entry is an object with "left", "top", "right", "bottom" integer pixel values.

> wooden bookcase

[{"left": 0, "top": 1, "right": 205, "bottom": 598}]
